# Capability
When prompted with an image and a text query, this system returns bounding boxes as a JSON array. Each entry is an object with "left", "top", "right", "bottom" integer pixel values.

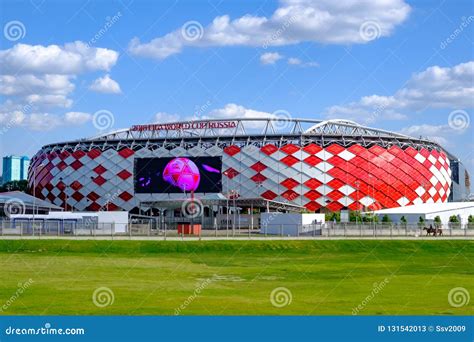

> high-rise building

[{"left": 2, "top": 155, "right": 30, "bottom": 184}]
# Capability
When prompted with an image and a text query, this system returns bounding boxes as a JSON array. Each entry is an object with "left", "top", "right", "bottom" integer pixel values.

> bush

[{"left": 449, "top": 215, "right": 460, "bottom": 223}]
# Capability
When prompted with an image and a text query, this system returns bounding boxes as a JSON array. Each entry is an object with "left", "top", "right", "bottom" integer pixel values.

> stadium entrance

[{"left": 135, "top": 198, "right": 305, "bottom": 231}]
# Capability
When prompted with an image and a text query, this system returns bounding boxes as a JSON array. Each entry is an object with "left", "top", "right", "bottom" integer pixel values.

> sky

[{"left": 0, "top": 0, "right": 473, "bottom": 180}]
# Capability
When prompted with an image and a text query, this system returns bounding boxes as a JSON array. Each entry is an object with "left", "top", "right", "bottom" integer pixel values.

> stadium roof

[
  {"left": 87, "top": 118, "right": 412, "bottom": 141},
  {"left": 0, "top": 191, "right": 63, "bottom": 211},
  {"left": 40, "top": 117, "right": 452, "bottom": 157}
]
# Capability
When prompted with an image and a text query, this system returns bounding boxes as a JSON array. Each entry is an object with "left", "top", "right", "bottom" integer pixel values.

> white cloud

[
  {"left": 129, "top": 0, "right": 411, "bottom": 60},
  {"left": 287, "top": 57, "right": 301, "bottom": 65},
  {"left": 207, "top": 103, "right": 272, "bottom": 120},
  {"left": 260, "top": 52, "right": 283, "bottom": 65},
  {"left": 287, "top": 57, "right": 319, "bottom": 67},
  {"left": 399, "top": 124, "right": 461, "bottom": 147},
  {"left": 0, "top": 42, "right": 119, "bottom": 75},
  {"left": 0, "top": 74, "right": 74, "bottom": 96},
  {"left": 324, "top": 61, "right": 474, "bottom": 124},
  {"left": 0, "top": 42, "right": 119, "bottom": 130},
  {"left": 64, "top": 111, "right": 92, "bottom": 125},
  {"left": 89, "top": 74, "right": 121, "bottom": 94},
  {"left": 154, "top": 111, "right": 179, "bottom": 123},
  {"left": 0, "top": 110, "right": 91, "bottom": 131}
]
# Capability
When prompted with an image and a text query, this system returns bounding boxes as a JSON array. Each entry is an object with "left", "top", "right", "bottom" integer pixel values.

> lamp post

[
  {"left": 59, "top": 177, "right": 70, "bottom": 212},
  {"left": 32, "top": 161, "right": 48, "bottom": 232},
  {"left": 355, "top": 180, "right": 360, "bottom": 225}
]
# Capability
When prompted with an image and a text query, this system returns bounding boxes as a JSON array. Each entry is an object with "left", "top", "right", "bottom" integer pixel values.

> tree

[
  {"left": 418, "top": 216, "right": 425, "bottom": 228},
  {"left": 350, "top": 211, "right": 363, "bottom": 223},
  {"left": 434, "top": 216, "right": 442, "bottom": 228},
  {"left": 400, "top": 216, "right": 407, "bottom": 226},
  {"left": 381, "top": 214, "right": 391, "bottom": 223},
  {"left": 468, "top": 215, "right": 474, "bottom": 229},
  {"left": 326, "top": 212, "right": 340, "bottom": 223},
  {"left": 0, "top": 180, "right": 28, "bottom": 192}
]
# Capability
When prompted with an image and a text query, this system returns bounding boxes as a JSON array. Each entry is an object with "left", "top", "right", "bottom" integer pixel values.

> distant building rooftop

[{"left": 374, "top": 202, "right": 473, "bottom": 215}]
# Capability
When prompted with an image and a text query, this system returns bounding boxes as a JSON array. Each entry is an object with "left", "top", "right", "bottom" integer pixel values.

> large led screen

[{"left": 134, "top": 157, "right": 222, "bottom": 193}]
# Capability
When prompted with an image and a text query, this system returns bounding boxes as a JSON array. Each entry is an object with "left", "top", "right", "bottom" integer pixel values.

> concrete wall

[{"left": 260, "top": 213, "right": 325, "bottom": 236}]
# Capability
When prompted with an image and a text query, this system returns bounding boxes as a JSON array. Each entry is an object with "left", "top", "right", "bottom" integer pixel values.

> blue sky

[{"left": 0, "top": 0, "right": 473, "bottom": 179}]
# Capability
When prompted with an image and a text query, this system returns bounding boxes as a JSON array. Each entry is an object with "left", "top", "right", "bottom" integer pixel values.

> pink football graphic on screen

[{"left": 162, "top": 158, "right": 200, "bottom": 192}]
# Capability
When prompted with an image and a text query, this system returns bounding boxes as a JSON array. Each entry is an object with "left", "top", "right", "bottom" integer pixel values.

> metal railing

[{"left": 0, "top": 220, "right": 472, "bottom": 238}]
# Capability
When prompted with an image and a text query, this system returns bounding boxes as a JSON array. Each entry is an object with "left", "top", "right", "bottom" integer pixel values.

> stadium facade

[{"left": 28, "top": 118, "right": 470, "bottom": 213}]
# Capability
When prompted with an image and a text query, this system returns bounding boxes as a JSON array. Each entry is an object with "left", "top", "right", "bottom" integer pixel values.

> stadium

[{"left": 28, "top": 118, "right": 470, "bottom": 220}]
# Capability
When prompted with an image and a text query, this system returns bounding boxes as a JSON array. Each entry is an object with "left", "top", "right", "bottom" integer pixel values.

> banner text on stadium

[{"left": 130, "top": 121, "right": 237, "bottom": 132}]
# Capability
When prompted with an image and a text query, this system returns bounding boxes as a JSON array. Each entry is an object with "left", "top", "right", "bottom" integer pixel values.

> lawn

[{"left": 0, "top": 239, "right": 472, "bottom": 315}]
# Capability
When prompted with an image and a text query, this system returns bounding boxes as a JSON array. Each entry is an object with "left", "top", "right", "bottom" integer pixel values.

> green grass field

[{"left": 0, "top": 239, "right": 472, "bottom": 315}]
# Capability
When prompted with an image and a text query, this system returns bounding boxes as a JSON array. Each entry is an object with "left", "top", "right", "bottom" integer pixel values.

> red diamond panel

[
  {"left": 261, "top": 144, "right": 278, "bottom": 155},
  {"left": 87, "top": 192, "right": 100, "bottom": 201},
  {"left": 70, "top": 160, "right": 83, "bottom": 170},
  {"left": 94, "top": 165, "right": 107, "bottom": 175},
  {"left": 303, "top": 143, "right": 322, "bottom": 155},
  {"left": 261, "top": 190, "right": 277, "bottom": 200},
  {"left": 223, "top": 168, "right": 239, "bottom": 179},
  {"left": 118, "top": 148, "right": 134, "bottom": 158},
  {"left": 72, "top": 150, "right": 86, "bottom": 159},
  {"left": 281, "top": 190, "right": 299, "bottom": 201},
  {"left": 72, "top": 192, "right": 84, "bottom": 201},
  {"left": 57, "top": 161, "right": 67, "bottom": 171},
  {"left": 119, "top": 191, "right": 133, "bottom": 201},
  {"left": 281, "top": 178, "right": 299, "bottom": 190},
  {"left": 250, "top": 162, "right": 267, "bottom": 172},
  {"left": 70, "top": 181, "right": 83, "bottom": 191},
  {"left": 326, "top": 144, "right": 345, "bottom": 155},
  {"left": 328, "top": 178, "right": 345, "bottom": 190},
  {"left": 327, "top": 190, "right": 344, "bottom": 201},
  {"left": 92, "top": 176, "right": 106, "bottom": 186},
  {"left": 327, "top": 201, "right": 343, "bottom": 211},
  {"left": 280, "top": 155, "right": 299, "bottom": 166},
  {"left": 87, "top": 202, "right": 101, "bottom": 211},
  {"left": 304, "top": 155, "right": 322, "bottom": 166},
  {"left": 304, "top": 190, "right": 322, "bottom": 201},
  {"left": 87, "top": 149, "right": 101, "bottom": 159},
  {"left": 304, "top": 178, "right": 322, "bottom": 190},
  {"left": 224, "top": 145, "right": 240, "bottom": 156},
  {"left": 251, "top": 173, "right": 267, "bottom": 183},
  {"left": 304, "top": 201, "right": 321, "bottom": 211},
  {"left": 280, "top": 144, "right": 300, "bottom": 155},
  {"left": 117, "top": 169, "right": 132, "bottom": 180}
]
